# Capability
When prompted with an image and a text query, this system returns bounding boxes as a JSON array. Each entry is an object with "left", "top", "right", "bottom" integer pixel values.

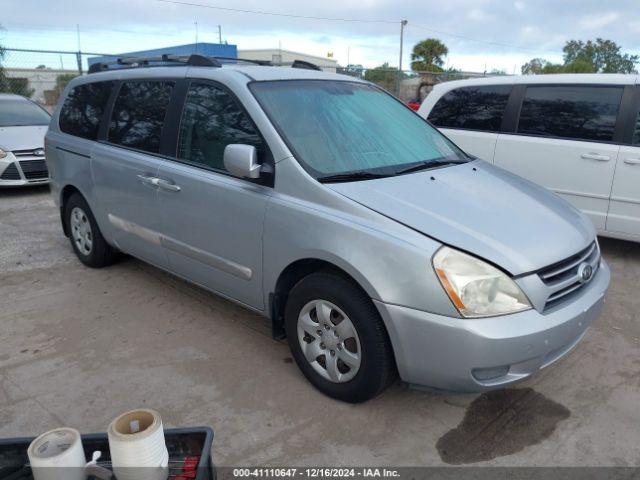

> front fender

[{"left": 262, "top": 192, "right": 459, "bottom": 318}]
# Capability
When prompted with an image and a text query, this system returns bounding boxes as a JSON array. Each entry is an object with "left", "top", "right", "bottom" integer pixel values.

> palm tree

[{"left": 411, "top": 39, "right": 448, "bottom": 72}]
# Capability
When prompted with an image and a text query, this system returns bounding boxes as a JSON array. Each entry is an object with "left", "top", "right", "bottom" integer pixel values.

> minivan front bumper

[{"left": 375, "top": 259, "right": 610, "bottom": 392}]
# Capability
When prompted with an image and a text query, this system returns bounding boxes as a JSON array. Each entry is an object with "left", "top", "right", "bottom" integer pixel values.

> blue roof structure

[{"left": 88, "top": 42, "right": 237, "bottom": 67}]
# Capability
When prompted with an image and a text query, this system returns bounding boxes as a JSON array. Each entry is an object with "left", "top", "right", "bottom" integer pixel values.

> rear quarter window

[
  {"left": 59, "top": 81, "right": 114, "bottom": 140},
  {"left": 427, "top": 85, "right": 512, "bottom": 133},
  {"left": 517, "top": 85, "right": 623, "bottom": 143}
]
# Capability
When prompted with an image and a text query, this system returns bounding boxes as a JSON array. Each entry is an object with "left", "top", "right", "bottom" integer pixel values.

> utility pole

[
  {"left": 76, "top": 24, "right": 83, "bottom": 75},
  {"left": 194, "top": 22, "right": 199, "bottom": 52},
  {"left": 218, "top": 25, "right": 222, "bottom": 44},
  {"left": 397, "top": 20, "right": 407, "bottom": 97}
]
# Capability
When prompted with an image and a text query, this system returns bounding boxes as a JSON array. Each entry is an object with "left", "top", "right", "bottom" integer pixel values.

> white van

[{"left": 419, "top": 74, "right": 640, "bottom": 241}]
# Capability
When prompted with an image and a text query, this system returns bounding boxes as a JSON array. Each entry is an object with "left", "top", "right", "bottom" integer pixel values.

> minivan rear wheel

[
  {"left": 64, "top": 193, "right": 118, "bottom": 268},
  {"left": 284, "top": 272, "right": 396, "bottom": 403}
]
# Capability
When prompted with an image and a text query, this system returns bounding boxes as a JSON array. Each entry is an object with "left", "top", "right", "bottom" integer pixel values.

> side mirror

[{"left": 223, "top": 144, "right": 261, "bottom": 179}]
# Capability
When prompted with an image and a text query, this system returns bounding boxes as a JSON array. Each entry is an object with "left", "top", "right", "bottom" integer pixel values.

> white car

[
  {"left": 419, "top": 74, "right": 640, "bottom": 242},
  {"left": 0, "top": 93, "right": 50, "bottom": 186}
]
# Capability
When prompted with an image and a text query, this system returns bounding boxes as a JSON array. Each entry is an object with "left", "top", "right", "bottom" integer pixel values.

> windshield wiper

[
  {"left": 394, "top": 159, "right": 467, "bottom": 175},
  {"left": 317, "top": 158, "right": 468, "bottom": 183},
  {"left": 317, "top": 171, "right": 391, "bottom": 183}
]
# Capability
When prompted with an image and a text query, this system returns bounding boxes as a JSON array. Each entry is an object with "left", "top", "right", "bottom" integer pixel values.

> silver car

[
  {"left": 0, "top": 93, "right": 50, "bottom": 186},
  {"left": 45, "top": 55, "right": 610, "bottom": 402}
]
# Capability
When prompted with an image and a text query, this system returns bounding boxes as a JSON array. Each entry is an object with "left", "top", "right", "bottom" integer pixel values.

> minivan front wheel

[
  {"left": 64, "top": 193, "right": 118, "bottom": 268},
  {"left": 285, "top": 272, "right": 396, "bottom": 403},
  {"left": 297, "top": 299, "right": 362, "bottom": 383}
]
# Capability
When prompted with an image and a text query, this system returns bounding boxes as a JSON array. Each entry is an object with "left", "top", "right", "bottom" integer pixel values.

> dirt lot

[{"left": 1, "top": 185, "right": 639, "bottom": 466}]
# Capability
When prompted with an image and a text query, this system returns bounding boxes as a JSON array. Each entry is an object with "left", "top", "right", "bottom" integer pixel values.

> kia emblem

[{"left": 577, "top": 263, "right": 593, "bottom": 283}]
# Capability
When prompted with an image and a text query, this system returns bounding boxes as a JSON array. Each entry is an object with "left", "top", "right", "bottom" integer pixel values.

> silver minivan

[{"left": 46, "top": 55, "right": 610, "bottom": 402}]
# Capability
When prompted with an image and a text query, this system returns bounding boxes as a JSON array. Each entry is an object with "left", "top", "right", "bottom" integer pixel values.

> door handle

[
  {"left": 156, "top": 178, "right": 181, "bottom": 192},
  {"left": 624, "top": 157, "right": 640, "bottom": 165},
  {"left": 137, "top": 174, "right": 160, "bottom": 186},
  {"left": 581, "top": 153, "right": 610, "bottom": 162}
]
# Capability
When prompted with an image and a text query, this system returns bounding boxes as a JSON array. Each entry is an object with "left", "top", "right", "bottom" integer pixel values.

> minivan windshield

[
  {"left": 0, "top": 98, "right": 51, "bottom": 127},
  {"left": 250, "top": 80, "right": 468, "bottom": 181}
]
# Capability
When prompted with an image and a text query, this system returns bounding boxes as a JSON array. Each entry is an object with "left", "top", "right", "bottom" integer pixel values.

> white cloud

[
  {"left": 521, "top": 25, "right": 536, "bottom": 36},
  {"left": 0, "top": 0, "right": 638, "bottom": 72},
  {"left": 578, "top": 12, "right": 620, "bottom": 30},
  {"left": 629, "top": 21, "right": 640, "bottom": 32},
  {"left": 467, "top": 8, "right": 494, "bottom": 22}
]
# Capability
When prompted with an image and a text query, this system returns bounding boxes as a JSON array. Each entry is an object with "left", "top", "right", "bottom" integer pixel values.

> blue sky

[{"left": 1, "top": 0, "right": 638, "bottom": 72}]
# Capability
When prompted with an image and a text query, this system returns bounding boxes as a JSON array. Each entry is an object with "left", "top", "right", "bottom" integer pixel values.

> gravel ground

[{"left": 0, "top": 185, "right": 638, "bottom": 467}]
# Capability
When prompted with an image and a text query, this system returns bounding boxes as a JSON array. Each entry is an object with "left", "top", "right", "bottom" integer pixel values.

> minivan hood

[
  {"left": 0, "top": 125, "right": 47, "bottom": 152},
  {"left": 327, "top": 160, "right": 595, "bottom": 275}
]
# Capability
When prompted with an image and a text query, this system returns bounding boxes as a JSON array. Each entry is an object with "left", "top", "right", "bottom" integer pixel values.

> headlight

[
  {"left": 0, "top": 148, "right": 6, "bottom": 159},
  {"left": 433, "top": 246, "right": 531, "bottom": 318}
]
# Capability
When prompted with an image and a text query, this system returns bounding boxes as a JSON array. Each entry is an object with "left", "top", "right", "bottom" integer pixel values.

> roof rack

[
  {"left": 214, "top": 56, "right": 272, "bottom": 66},
  {"left": 209, "top": 56, "right": 320, "bottom": 69},
  {"left": 88, "top": 54, "right": 220, "bottom": 74},
  {"left": 291, "top": 60, "right": 322, "bottom": 71},
  {"left": 87, "top": 53, "right": 323, "bottom": 74}
]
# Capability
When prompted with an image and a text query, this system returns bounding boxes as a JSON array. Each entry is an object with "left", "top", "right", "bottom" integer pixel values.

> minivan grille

[
  {"left": 0, "top": 162, "right": 20, "bottom": 180},
  {"left": 19, "top": 159, "right": 49, "bottom": 180},
  {"left": 538, "top": 241, "right": 600, "bottom": 310}
]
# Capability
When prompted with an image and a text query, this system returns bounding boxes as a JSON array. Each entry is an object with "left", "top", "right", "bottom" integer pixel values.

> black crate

[{"left": 0, "top": 427, "right": 214, "bottom": 480}]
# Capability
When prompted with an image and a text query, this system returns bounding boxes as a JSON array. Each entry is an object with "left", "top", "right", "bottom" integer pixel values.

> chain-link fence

[
  {"left": 0, "top": 48, "right": 112, "bottom": 109},
  {"left": 0, "top": 47, "right": 498, "bottom": 108},
  {"left": 336, "top": 66, "right": 494, "bottom": 101}
]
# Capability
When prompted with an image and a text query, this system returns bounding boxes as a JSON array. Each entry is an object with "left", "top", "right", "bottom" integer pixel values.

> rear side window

[
  {"left": 109, "top": 81, "right": 174, "bottom": 153},
  {"left": 427, "top": 85, "right": 512, "bottom": 132},
  {"left": 517, "top": 85, "right": 623, "bottom": 142},
  {"left": 59, "top": 82, "right": 113, "bottom": 140},
  {"left": 177, "top": 82, "right": 262, "bottom": 172}
]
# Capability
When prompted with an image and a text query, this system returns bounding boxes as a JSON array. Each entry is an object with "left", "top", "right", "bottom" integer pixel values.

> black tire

[
  {"left": 64, "top": 193, "right": 118, "bottom": 268},
  {"left": 284, "top": 271, "right": 397, "bottom": 403}
]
